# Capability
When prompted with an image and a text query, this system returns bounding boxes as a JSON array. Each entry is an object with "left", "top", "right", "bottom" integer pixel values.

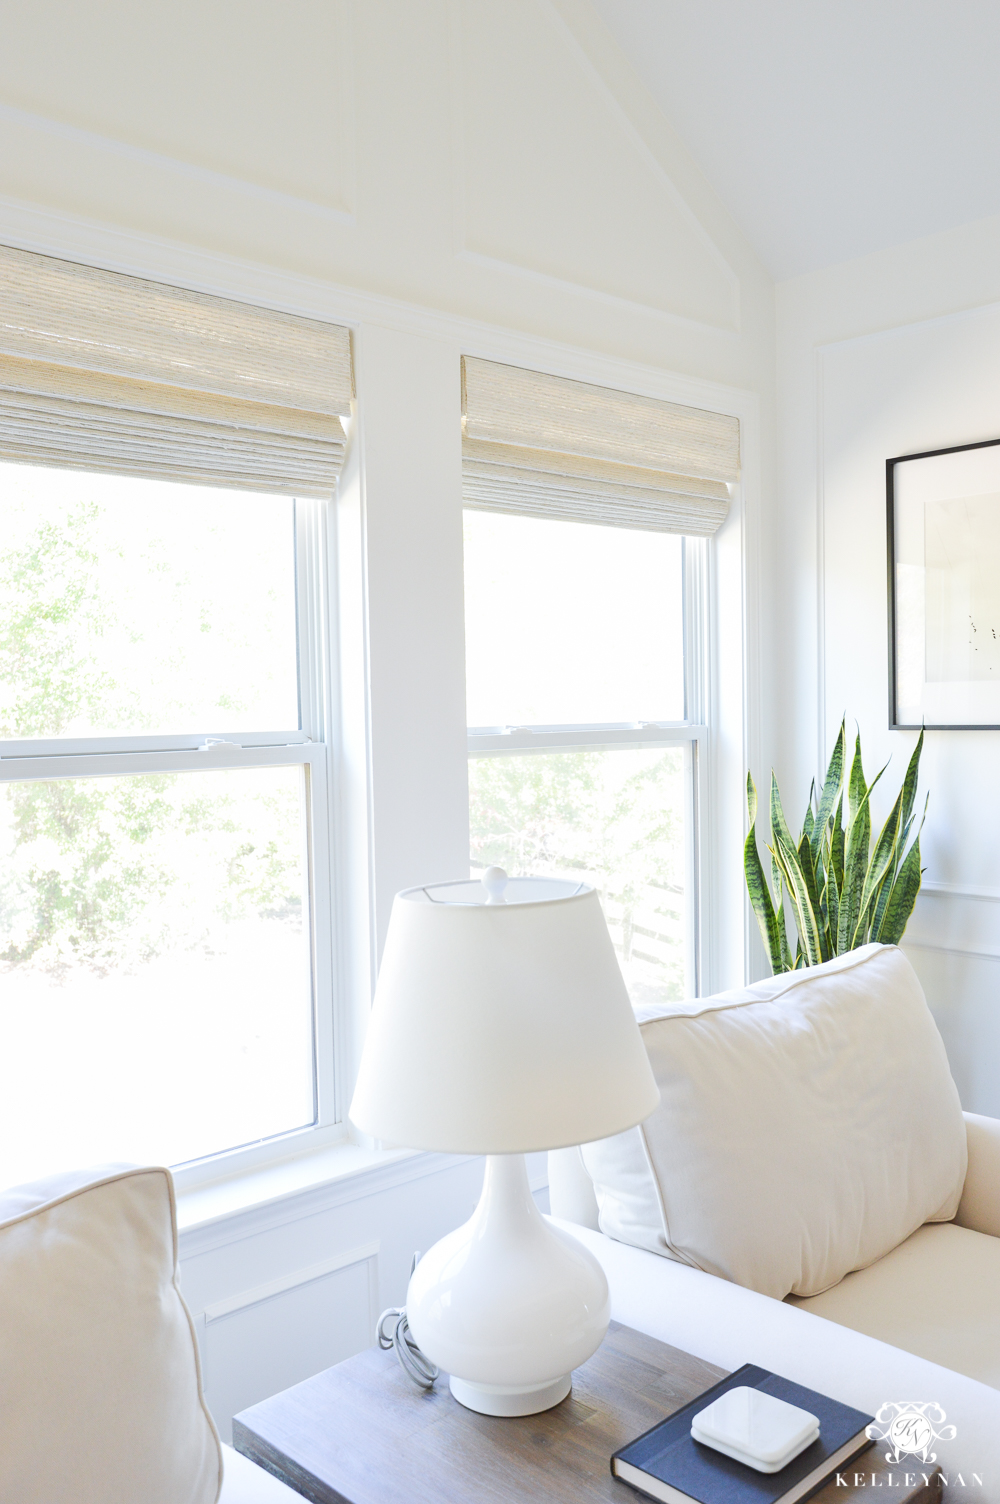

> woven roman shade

[
  {"left": 0, "top": 245, "right": 353, "bottom": 497},
  {"left": 461, "top": 357, "right": 738, "bottom": 535}
]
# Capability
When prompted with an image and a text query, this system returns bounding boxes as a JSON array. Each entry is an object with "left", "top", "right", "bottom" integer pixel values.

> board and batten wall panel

[
  {"left": 180, "top": 1153, "right": 490, "bottom": 1443},
  {"left": 197, "top": 1246, "right": 379, "bottom": 1439},
  {"left": 775, "top": 236, "right": 1000, "bottom": 1118},
  {"left": 0, "top": 0, "right": 775, "bottom": 389},
  {"left": 179, "top": 1153, "right": 548, "bottom": 1442}
]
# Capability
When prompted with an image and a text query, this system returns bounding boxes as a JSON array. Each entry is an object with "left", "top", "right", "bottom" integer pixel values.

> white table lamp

[{"left": 349, "top": 868, "right": 659, "bottom": 1417}]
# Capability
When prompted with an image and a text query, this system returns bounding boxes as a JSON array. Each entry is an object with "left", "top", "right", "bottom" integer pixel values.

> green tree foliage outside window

[
  {"left": 744, "top": 721, "right": 926, "bottom": 974},
  {"left": 0, "top": 492, "right": 302, "bottom": 975},
  {"left": 469, "top": 747, "right": 688, "bottom": 1004}
]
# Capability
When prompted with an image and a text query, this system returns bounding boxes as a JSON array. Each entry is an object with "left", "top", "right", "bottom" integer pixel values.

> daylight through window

[
  {"left": 464, "top": 508, "right": 701, "bottom": 1005},
  {"left": 0, "top": 462, "right": 332, "bottom": 1185}
]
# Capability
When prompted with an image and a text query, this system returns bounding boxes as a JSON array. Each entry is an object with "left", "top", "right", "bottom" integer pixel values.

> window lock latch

[{"left": 198, "top": 739, "right": 241, "bottom": 752}]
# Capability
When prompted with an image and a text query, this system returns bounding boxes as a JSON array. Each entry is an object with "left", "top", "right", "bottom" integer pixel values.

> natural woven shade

[
  {"left": 0, "top": 245, "right": 353, "bottom": 496},
  {"left": 461, "top": 356, "right": 737, "bottom": 535}
]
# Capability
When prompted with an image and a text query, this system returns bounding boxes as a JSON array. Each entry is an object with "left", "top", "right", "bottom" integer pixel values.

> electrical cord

[{"left": 376, "top": 1251, "right": 439, "bottom": 1392}]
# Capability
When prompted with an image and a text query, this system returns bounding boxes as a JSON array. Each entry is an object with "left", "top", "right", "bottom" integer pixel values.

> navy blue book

[{"left": 611, "top": 1364, "right": 873, "bottom": 1504}]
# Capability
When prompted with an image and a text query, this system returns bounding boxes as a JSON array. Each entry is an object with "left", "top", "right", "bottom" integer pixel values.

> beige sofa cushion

[
  {"left": 788, "top": 1221, "right": 1000, "bottom": 1390},
  {"left": 582, "top": 944, "right": 967, "bottom": 1299},
  {"left": 0, "top": 1164, "right": 222, "bottom": 1504},
  {"left": 956, "top": 1112, "right": 1000, "bottom": 1238}
]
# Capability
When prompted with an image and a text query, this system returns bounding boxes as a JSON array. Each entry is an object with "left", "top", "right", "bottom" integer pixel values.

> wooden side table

[{"left": 234, "top": 1321, "right": 940, "bottom": 1504}]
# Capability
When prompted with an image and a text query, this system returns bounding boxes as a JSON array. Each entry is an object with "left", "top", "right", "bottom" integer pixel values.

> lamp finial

[{"left": 482, "top": 866, "right": 508, "bottom": 904}]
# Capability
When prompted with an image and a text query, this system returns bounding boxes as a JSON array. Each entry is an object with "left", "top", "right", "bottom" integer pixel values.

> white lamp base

[
  {"left": 405, "top": 1153, "right": 610, "bottom": 1417},
  {"left": 449, "top": 1374, "right": 572, "bottom": 1418}
]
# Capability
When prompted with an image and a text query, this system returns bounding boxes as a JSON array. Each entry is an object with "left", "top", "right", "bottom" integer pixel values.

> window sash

[
  {"left": 465, "top": 536, "right": 710, "bottom": 999},
  {"left": 0, "top": 491, "right": 341, "bottom": 1186},
  {"left": 467, "top": 722, "right": 704, "bottom": 752},
  {"left": 0, "top": 739, "right": 325, "bottom": 781},
  {"left": 0, "top": 730, "right": 310, "bottom": 760},
  {"left": 467, "top": 726, "right": 703, "bottom": 999}
]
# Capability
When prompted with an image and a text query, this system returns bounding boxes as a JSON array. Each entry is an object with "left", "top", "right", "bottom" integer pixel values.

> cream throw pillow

[
  {"left": 581, "top": 944, "right": 967, "bottom": 1300},
  {"left": 0, "top": 1164, "right": 222, "bottom": 1504}
]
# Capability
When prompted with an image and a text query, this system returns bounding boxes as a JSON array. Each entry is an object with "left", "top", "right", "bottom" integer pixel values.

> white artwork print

[
  {"left": 893, "top": 443, "right": 1000, "bottom": 725},
  {"left": 924, "top": 494, "right": 1000, "bottom": 682}
]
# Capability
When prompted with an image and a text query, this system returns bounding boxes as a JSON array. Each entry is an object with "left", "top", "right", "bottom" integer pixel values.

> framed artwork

[{"left": 888, "top": 436, "right": 1000, "bottom": 728}]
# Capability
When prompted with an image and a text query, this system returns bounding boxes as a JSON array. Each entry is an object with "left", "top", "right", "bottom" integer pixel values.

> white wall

[
  {"left": 0, "top": 0, "right": 776, "bottom": 1439},
  {"left": 776, "top": 213, "right": 1000, "bottom": 1115}
]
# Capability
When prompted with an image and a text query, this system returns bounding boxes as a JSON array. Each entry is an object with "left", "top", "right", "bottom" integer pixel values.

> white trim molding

[
  {"left": 919, "top": 880, "right": 1000, "bottom": 903},
  {"left": 201, "top": 1241, "right": 380, "bottom": 1325},
  {"left": 177, "top": 1147, "right": 483, "bottom": 1261},
  {"left": 0, "top": 101, "right": 354, "bottom": 227},
  {"left": 903, "top": 938, "right": 1000, "bottom": 964},
  {"left": 446, "top": 0, "right": 741, "bottom": 339},
  {"left": 195, "top": 1240, "right": 380, "bottom": 1396},
  {"left": 0, "top": 193, "right": 755, "bottom": 413}
]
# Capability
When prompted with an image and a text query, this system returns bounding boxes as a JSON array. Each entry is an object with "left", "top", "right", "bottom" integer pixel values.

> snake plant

[{"left": 745, "top": 721, "right": 927, "bottom": 974}]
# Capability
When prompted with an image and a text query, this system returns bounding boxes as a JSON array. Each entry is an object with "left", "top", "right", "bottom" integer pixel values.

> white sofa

[
  {"left": 550, "top": 944, "right": 1000, "bottom": 1483},
  {"left": 551, "top": 1215, "right": 1000, "bottom": 1485}
]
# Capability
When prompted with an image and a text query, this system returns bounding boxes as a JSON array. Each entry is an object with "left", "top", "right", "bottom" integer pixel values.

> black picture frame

[{"left": 887, "top": 435, "right": 1000, "bottom": 729}]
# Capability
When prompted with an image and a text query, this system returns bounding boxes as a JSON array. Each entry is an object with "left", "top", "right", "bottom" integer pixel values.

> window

[
  {"left": 0, "top": 246, "right": 352, "bottom": 1188},
  {"left": 0, "top": 464, "right": 334, "bottom": 1186},
  {"left": 461, "top": 357, "right": 738, "bottom": 1006},
  {"left": 465, "top": 510, "right": 705, "bottom": 1004}
]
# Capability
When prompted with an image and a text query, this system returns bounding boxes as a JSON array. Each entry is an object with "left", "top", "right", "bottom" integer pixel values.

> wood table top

[{"left": 233, "top": 1321, "right": 940, "bottom": 1504}]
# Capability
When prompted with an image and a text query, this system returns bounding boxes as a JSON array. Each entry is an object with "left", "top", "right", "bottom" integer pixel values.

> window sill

[
  {"left": 175, "top": 1138, "right": 479, "bottom": 1258},
  {"left": 175, "top": 1139, "right": 550, "bottom": 1260}
]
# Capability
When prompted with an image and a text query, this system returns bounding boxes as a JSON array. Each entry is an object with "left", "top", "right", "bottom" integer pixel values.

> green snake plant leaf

[
  {"left": 745, "top": 725, "right": 927, "bottom": 970},
  {"left": 871, "top": 803, "right": 915, "bottom": 938},
  {"left": 830, "top": 794, "right": 846, "bottom": 897},
  {"left": 875, "top": 797, "right": 928, "bottom": 945},
  {"left": 897, "top": 729, "right": 925, "bottom": 838},
  {"left": 842, "top": 755, "right": 889, "bottom": 949},
  {"left": 797, "top": 829, "right": 831, "bottom": 962},
  {"left": 860, "top": 732, "right": 925, "bottom": 941},
  {"left": 811, "top": 720, "right": 846, "bottom": 860},
  {"left": 858, "top": 789, "right": 904, "bottom": 925},
  {"left": 837, "top": 787, "right": 872, "bottom": 951},
  {"left": 744, "top": 774, "right": 785, "bottom": 972},
  {"left": 846, "top": 733, "right": 867, "bottom": 826},
  {"left": 771, "top": 853, "right": 793, "bottom": 972},
  {"left": 770, "top": 775, "right": 824, "bottom": 967},
  {"left": 823, "top": 862, "right": 840, "bottom": 952},
  {"left": 870, "top": 836, "right": 901, "bottom": 940}
]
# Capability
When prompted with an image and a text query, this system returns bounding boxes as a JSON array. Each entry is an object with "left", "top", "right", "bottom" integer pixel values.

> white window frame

[
  {"left": 466, "top": 532, "right": 712, "bottom": 998},
  {"left": 0, "top": 489, "right": 344, "bottom": 1190}
]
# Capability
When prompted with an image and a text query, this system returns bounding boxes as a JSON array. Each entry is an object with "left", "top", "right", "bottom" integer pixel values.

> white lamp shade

[{"left": 349, "top": 877, "right": 659, "bottom": 1154}]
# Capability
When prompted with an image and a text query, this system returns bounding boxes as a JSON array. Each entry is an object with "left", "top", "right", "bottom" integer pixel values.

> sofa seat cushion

[
  {"left": 552, "top": 1217, "right": 1000, "bottom": 1481},
  {"left": 787, "top": 1221, "right": 1000, "bottom": 1389},
  {"left": 582, "top": 944, "right": 967, "bottom": 1299}
]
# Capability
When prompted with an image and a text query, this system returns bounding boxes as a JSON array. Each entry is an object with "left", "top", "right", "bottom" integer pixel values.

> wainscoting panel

[
  {"left": 816, "top": 317, "right": 1000, "bottom": 1128},
  {"left": 903, "top": 940, "right": 1000, "bottom": 1120},
  {"left": 450, "top": 0, "right": 739, "bottom": 331},
  {"left": 901, "top": 885, "right": 1000, "bottom": 1119},
  {"left": 197, "top": 1241, "right": 379, "bottom": 1442}
]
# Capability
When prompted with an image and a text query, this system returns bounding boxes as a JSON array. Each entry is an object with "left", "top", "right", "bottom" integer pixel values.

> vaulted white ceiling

[{"left": 593, "top": 0, "right": 1000, "bottom": 280}]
